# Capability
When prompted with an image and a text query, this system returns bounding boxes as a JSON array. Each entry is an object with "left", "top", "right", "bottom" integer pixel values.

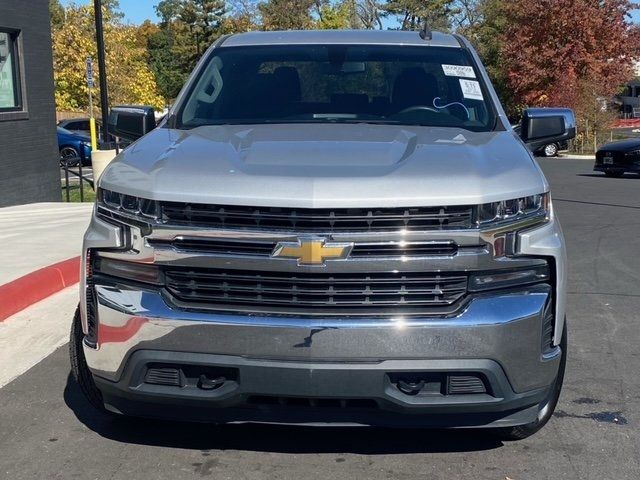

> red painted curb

[{"left": 0, "top": 257, "right": 81, "bottom": 322}]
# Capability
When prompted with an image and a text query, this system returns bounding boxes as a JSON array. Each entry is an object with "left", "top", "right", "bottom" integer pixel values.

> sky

[
  {"left": 61, "top": 0, "right": 159, "bottom": 24},
  {"left": 63, "top": 0, "right": 640, "bottom": 26}
]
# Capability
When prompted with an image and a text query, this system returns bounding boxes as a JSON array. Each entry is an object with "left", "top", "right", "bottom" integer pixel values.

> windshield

[{"left": 178, "top": 44, "right": 496, "bottom": 132}]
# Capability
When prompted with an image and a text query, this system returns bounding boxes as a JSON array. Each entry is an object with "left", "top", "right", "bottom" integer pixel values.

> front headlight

[
  {"left": 82, "top": 141, "right": 92, "bottom": 148},
  {"left": 98, "top": 188, "right": 160, "bottom": 220},
  {"left": 478, "top": 193, "right": 550, "bottom": 228},
  {"left": 478, "top": 193, "right": 551, "bottom": 257}
]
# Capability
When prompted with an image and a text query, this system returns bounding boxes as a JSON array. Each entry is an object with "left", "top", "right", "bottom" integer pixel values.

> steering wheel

[{"left": 398, "top": 105, "right": 441, "bottom": 115}]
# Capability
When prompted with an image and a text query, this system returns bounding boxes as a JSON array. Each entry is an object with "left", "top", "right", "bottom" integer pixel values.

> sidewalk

[
  {"left": 0, "top": 203, "right": 92, "bottom": 386},
  {"left": 0, "top": 286, "right": 77, "bottom": 387},
  {"left": 0, "top": 202, "right": 92, "bottom": 285}
]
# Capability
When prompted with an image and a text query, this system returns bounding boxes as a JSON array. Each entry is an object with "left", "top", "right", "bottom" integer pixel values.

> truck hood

[{"left": 100, "top": 124, "right": 548, "bottom": 208}]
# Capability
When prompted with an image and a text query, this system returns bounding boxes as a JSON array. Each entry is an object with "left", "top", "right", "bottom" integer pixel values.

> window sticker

[
  {"left": 442, "top": 64, "right": 476, "bottom": 78},
  {"left": 459, "top": 79, "right": 483, "bottom": 101}
]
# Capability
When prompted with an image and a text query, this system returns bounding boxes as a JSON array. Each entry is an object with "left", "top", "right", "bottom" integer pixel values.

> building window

[{"left": 0, "top": 29, "right": 22, "bottom": 111}]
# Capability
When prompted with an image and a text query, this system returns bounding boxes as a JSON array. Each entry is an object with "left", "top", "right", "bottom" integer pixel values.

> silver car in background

[{"left": 70, "top": 30, "right": 574, "bottom": 440}]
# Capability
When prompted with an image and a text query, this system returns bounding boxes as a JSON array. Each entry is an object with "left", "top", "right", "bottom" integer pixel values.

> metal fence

[{"left": 60, "top": 147, "right": 94, "bottom": 202}]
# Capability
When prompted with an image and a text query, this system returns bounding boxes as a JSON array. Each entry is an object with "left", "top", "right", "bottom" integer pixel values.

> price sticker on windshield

[
  {"left": 459, "top": 79, "right": 483, "bottom": 101},
  {"left": 442, "top": 64, "right": 476, "bottom": 78}
]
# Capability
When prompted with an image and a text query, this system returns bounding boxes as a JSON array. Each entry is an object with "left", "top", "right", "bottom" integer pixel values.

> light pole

[{"left": 93, "top": 0, "right": 109, "bottom": 145}]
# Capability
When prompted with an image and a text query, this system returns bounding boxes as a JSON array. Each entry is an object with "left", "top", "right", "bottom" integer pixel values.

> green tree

[
  {"left": 51, "top": 3, "right": 164, "bottom": 111},
  {"left": 49, "top": 0, "right": 65, "bottom": 29},
  {"left": 150, "top": 0, "right": 227, "bottom": 92},
  {"left": 456, "top": 0, "right": 515, "bottom": 116},
  {"left": 317, "top": 0, "right": 357, "bottom": 29},
  {"left": 384, "top": 0, "right": 458, "bottom": 31},
  {"left": 147, "top": 27, "right": 188, "bottom": 100},
  {"left": 259, "top": 0, "right": 315, "bottom": 30},
  {"left": 156, "top": 0, "right": 183, "bottom": 25}
]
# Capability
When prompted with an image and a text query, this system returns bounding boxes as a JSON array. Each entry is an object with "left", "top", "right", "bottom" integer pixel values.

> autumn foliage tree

[
  {"left": 51, "top": 1, "right": 165, "bottom": 112},
  {"left": 500, "top": 0, "right": 638, "bottom": 115}
]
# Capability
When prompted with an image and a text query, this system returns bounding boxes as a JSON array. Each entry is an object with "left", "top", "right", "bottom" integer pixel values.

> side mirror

[
  {"left": 107, "top": 105, "right": 156, "bottom": 142},
  {"left": 519, "top": 108, "right": 576, "bottom": 151}
]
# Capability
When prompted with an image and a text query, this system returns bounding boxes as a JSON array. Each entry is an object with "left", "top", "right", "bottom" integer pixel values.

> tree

[
  {"left": 355, "top": 0, "right": 384, "bottom": 29},
  {"left": 178, "top": 0, "right": 226, "bottom": 55},
  {"left": 49, "top": 0, "right": 65, "bottom": 29},
  {"left": 384, "top": 0, "right": 458, "bottom": 31},
  {"left": 146, "top": 26, "right": 189, "bottom": 100},
  {"left": 156, "top": 0, "right": 183, "bottom": 25},
  {"left": 317, "top": 0, "right": 358, "bottom": 29},
  {"left": 51, "top": 3, "right": 164, "bottom": 111},
  {"left": 456, "top": 0, "right": 514, "bottom": 115},
  {"left": 259, "top": 0, "right": 315, "bottom": 30},
  {"left": 150, "top": 0, "right": 227, "bottom": 96},
  {"left": 501, "top": 0, "right": 637, "bottom": 114},
  {"left": 222, "top": 0, "right": 261, "bottom": 32}
]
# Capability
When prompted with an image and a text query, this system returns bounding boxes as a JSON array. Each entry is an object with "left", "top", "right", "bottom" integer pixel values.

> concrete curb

[{"left": 0, "top": 257, "right": 80, "bottom": 322}]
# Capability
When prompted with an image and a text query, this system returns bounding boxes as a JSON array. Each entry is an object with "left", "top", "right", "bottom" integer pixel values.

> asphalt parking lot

[{"left": 1, "top": 157, "right": 639, "bottom": 480}]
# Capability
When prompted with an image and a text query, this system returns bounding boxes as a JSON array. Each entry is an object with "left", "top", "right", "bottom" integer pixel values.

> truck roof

[{"left": 222, "top": 29, "right": 461, "bottom": 48}]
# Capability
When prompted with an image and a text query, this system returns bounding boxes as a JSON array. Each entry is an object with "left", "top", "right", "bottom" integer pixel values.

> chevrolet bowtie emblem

[{"left": 271, "top": 238, "right": 354, "bottom": 266}]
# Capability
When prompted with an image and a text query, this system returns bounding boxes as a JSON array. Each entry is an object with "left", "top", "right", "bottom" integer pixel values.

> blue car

[{"left": 57, "top": 126, "right": 92, "bottom": 166}]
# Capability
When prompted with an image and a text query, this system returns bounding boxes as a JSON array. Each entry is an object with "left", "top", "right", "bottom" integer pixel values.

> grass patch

[{"left": 62, "top": 184, "right": 96, "bottom": 203}]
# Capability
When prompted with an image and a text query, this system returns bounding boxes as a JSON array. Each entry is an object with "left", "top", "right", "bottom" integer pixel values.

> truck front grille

[
  {"left": 164, "top": 268, "right": 468, "bottom": 316},
  {"left": 159, "top": 202, "right": 475, "bottom": 232}
]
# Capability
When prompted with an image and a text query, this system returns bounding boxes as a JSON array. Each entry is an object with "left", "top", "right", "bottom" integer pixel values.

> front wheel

[
  {"left": 604, "top": 170, "right": 624, "bottom": 178},
  {"left": 60, "top": 146, "right": 80, "bottom": 167},
  {"left": 69, "top": 307, "right": 109, "bottom": 413},
  {"left": 542, "top": 143, "right": 558, "bottom": 157},
  {"left": 493, "top": 324, "right": 567, "bottom": 440}
]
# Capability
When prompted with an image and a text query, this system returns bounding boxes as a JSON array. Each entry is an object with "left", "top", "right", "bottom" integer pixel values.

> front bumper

[
  {"left": 95, "top": 353, "right": 550, "bottom": 428},
  {"left": 84, "top": 282, "right": 560, "bottom": 426},
  {"left": 80, "top": 206, "right": 567, "bottom": 426},
  {"left": 594, "top": 156, "right": 640, "bottom": 173}
]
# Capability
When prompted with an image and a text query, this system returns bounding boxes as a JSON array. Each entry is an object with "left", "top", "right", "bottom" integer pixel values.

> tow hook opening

[
  {"left": 388, "top": 372, "right": 490, "bottom": 397},
  {"left": 397, "top": 379, "right": 426, "bottom": 395},
  {"left": 142, "top": 363, "right": 239, "bottom": 392},
  {"left": 198, "top": 374, "right": 226, "bottom": 391}
]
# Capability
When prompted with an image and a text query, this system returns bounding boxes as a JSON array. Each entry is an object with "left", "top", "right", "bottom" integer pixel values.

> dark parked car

[
  {"left": 57, "top": 117, "right": 100, "bottom": 138},
  {"left": 57, "top": 126, "right": 92, "bottom": 166},
  {"left": 595, "top": 139, "right": 640, "bottom": 177},
  {"left": 512, "top": 125, "right": 569, "bottom": 157}
]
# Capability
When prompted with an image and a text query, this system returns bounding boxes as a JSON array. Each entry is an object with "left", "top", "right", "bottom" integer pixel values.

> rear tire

[
  {"left": 542, "top": 143, "right": 558, "bottom": 157},
  {"left": 604, "top": 171, "right": 624, "bottom": 178},
  {"left": 69, "top": 306, "right": 109, "bottom": 413},
  {"left": 493, "top": 324, "right": 567, "bottom": 441}
]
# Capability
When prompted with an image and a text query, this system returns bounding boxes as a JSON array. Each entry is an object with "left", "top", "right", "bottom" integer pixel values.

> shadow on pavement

[{"left": 63, "top": 372, "right": 503, "bottom": 454}]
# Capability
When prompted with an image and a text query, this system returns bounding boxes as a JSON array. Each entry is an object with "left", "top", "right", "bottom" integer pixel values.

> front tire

[
  {"left": 69, "top": 307, "right": 109, "bottom": 413},
  {"left": 494, "top": 324, "right": 567, "bottom": 440},
  {"left": 604, "top": 170, "right": 624, "bottom": 178},
  {"left": 60, "top": 146, "right": 80, "bottom": 167}
]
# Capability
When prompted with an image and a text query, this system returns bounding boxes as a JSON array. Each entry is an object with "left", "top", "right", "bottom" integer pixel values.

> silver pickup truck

[{"left": 70, "top": 29, "right": 575, "bottom": 439}]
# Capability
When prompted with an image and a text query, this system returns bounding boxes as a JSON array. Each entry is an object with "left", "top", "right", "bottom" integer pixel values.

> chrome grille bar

[
  {"left": 159, "top": 203, "right": 475, "bottom": 232},
  {"left": 164, "top": 268, "right": 468, "bottom": 314},
  {"left": 148, "top": 237, "right": 460, "bottom": 258}
]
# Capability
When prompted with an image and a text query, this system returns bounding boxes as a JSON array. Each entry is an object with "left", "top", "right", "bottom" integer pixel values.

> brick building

[{"left": 0, "top": 0, "right": 59, "bottom": 207}]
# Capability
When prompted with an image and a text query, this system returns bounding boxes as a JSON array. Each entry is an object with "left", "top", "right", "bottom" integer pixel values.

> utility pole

[{"left": 93, "top": 0, "right": 109, "bottom": 145}]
